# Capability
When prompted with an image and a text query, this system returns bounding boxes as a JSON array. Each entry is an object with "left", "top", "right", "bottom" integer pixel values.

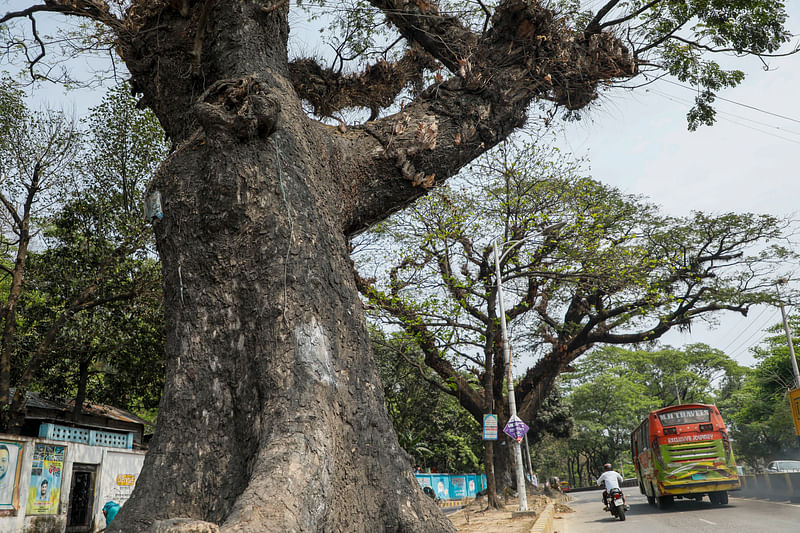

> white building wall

[{"left": 0, "top": 433, "right": 146, "bottom": 533}]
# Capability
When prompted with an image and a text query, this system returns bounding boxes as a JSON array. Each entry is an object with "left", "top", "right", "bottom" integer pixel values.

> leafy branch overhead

[{"left": 3, "top": 1, "right": 793, "bottom": 133}]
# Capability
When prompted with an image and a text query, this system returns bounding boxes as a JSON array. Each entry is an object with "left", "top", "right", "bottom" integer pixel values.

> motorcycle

[{"left": 605, "top": 488, "right": 627, "bottom": 521}]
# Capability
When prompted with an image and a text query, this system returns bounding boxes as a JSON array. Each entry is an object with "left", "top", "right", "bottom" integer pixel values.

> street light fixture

[{"left": 492, "top": 222, "right": 565, "bottom": 512}]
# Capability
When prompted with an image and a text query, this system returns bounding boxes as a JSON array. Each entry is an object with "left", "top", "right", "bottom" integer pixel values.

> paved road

[{"left": 559, "top": 489, "right": 800, "bottom": 533}]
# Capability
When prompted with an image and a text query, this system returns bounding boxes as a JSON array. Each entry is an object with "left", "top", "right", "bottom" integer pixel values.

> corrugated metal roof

[{"left": 9, "top": 388, "right": 149, "bottom": 427}]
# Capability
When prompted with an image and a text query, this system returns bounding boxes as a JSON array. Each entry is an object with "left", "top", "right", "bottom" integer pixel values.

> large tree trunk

[
  {"left": 492, "top": 437, "right": 516, "bottom": 494},
  {"left": 116, "top": 129, "right": 449, "bottom": 532},
  {"left": 81, "top": 0, "right": 633, "bottom": 529},
  {"left": 107, "top": 4, "right": 453, "bottom": 532}
]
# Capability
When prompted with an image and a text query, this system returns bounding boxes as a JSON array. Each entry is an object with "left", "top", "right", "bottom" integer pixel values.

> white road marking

[
  {"left": 698, "top": 518, "right": 716, "bottom": 525},
  {"left": 731, "top": 497, "right": 800, "bottom": 508}
]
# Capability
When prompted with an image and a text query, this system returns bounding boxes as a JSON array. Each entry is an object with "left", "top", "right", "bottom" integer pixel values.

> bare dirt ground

[{"left": 449, "top": 489, "right": 572, "bottom": 533}]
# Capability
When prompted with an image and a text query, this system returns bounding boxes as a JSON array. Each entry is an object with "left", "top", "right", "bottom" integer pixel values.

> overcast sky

[{"left": 551, "top": 8, "right": 800, "bottom": 367}]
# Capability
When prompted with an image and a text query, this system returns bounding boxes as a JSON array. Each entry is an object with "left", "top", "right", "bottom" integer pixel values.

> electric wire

[
  {"left": 718, "top": 306, "right": 771, "bottom": 354},
  {"left": 658, "top": 78, "right": 800, "bottom": 126},
  {"left": 647, "top": 88, "right": 800, "bottom": 145},
  {"left": 724, "top": 308, "right": 782, "bottom": 361},
  {"left": 729, "top": 329, "right": 772, "bottom": 363}
]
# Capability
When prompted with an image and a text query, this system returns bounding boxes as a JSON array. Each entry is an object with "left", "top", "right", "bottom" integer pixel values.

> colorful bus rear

[{"left": 630, "top": 403, "right": 739, "bottom": 508}]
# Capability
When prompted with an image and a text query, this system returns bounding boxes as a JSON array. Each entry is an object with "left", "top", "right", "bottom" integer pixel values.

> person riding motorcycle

[{"left": 596, "top": 463, "right": 628, "bottom": 511}]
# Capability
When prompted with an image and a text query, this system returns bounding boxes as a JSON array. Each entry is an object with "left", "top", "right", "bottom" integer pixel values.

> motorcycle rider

[{"left": 597, "top": 463, "right": 628, "bottom": 511}]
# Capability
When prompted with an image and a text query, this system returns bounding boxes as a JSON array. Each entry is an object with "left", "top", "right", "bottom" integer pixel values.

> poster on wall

[
  {"left": 26, "top": 444, "right": 66, "bottom": 515},
  {"left": 101, "top": 450, "right": 145, "bottom": 508},
  {"left": 0, "top": 440, "right": 23, "bottom": 510}
]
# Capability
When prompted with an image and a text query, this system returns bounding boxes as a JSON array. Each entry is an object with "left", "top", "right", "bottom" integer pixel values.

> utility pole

[
  {"left": 492, "top": 223, "right": 565, "bottom": 511},
  {"left": 777, "top": 279, "right": 800, "bottom": 389},
  {"left": 493, "top": 239, "right": 528, "bottom": 512}
]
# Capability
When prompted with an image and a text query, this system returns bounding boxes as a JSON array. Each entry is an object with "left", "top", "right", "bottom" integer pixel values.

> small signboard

[
  {"left": 789, "top": 387, "right": 800, "bottom": 447},
  {"left": 503, "top": 415, "right": 529, "bottom": 443},
  {"left": 116, "top": 474, "right": 136, "bottom": 486},
  {"left": 483, "top": 414, "right": 498, "bottom": 440}
]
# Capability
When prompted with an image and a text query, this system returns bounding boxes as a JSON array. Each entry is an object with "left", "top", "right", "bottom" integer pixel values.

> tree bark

[
  {"left": 72, "top": 355, "right": 90, "bottom": 420},
  {"left": 107, "top": 4, "right": 454, "bottom": 531},
  {"left": 11, "top": 0, "right": 632, "bottom": 530},
  {"left": 116, "top": 134, "right": 450, "bottom": 532}
]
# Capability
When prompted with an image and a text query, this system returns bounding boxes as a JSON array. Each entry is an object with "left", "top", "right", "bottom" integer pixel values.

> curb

[
  {"left": 529, "top": 503, "right": 554, "bottom": 533},
  {"left": 530, "top": 495, "right": 569, "bottom": 533},
  {"left": 438, "top": 498, "right": 471, "bottom": 509}
]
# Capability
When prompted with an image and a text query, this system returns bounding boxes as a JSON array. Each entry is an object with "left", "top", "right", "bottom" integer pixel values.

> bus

[{"left": 630, "top": 403, "right": 739, "bottom": 508}]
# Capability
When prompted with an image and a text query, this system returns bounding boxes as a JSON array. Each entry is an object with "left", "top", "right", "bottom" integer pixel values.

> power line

[
  {"left": 725, "top": 308, "right": 781, "bottom": 359},
  {"left": 648, "top": 88, "right": 800, "bottom": 145},
  {"left": 659, "top": 78, "right": 800, "bottom": 126},
  {"left": 729, "top": 330, "right": 772, "bottom": 363},
  {"left": 719, "top": 306, "right": 771, "bottom": 354},
  {"left": 650, "top": 88, "right": 800, "bottom": 137}
]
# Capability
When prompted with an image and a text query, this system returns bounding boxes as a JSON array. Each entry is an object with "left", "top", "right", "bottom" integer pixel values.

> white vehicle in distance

[{"left": 766, "top": 460, "right": 800, "bottom": 473}]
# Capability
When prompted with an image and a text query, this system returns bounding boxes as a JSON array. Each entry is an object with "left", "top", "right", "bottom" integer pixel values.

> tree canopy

[
  {"left": 372, "top": 329, "right": 484, "bottom": 473},
  {"left": 356, "top": 138, "right": 792, "bottom": 496},
  {"left": 0, "top": 80, "right": 167, "bottom": 429},
  {"left": 724, "top": 315, "right": 800, "bottom": 466},
  {"left": 553, "top": 343, "right": 746, "bottom": 486},
  {"left": 1, "top": 1, "right": 796, "bottom": 531}
]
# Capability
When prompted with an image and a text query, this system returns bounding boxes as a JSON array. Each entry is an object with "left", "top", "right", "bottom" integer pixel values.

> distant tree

[
  {"left": 726, "top": 316, "right": 800, "bottom": 466},
  {"left": 0, "top": 82, "right": 167, "bottom": 430},
  {"left": 372, "top": 329, "right": 483, "bottom": 473},
  {"left": 356, "top": 140, "right": 792, "bottom": 497},
  {"left": 0, "top": 81, "right": 82, "bottom": 430},
  {"left": 558, "top": 344, "right": 746, "bottom": 485},
  {"left": 568, "top": 344, "right": 747, "bottom": 407},
  {"left": 23, "top": 201, "right": 164, "bottom": 417},
  {"left": 27, "top": 82, "right": 168, "bottom": 417}
]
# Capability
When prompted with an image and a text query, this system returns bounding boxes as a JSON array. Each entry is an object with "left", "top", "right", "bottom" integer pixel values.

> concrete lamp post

[{"left": 492, "top": 222, "right": 565, "bottom": 512}]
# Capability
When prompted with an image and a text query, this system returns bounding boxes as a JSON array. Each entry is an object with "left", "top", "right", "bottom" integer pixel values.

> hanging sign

[
  {"left": 503, "top": 415, "right": 529, "bottom": 443},
  {"left": 483, "top": 414, "right": 498, "bottom": 440}
]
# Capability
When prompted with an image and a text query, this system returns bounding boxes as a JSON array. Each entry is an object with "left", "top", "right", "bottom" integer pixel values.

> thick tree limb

[
  {"left": 0, "top": 0, "right": 122, "bottom": 30},
  {"left": 355, "top": 271, "right": 486, "bottom": 419},
  {"left": 289, "top": 48, "right": 438, "bottom": 120},
  {"left": 339, "top": 0, "right": 634, "bottom": 234}
]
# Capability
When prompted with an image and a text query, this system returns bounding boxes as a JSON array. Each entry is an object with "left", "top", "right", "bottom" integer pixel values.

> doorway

[{"left": 66, "top": 463, "right": 97, "bottom": 533}]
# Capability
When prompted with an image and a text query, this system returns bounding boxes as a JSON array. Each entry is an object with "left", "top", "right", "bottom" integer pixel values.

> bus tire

[
  {"left": 646, "top": 494, "right": 655, "bottom": 505},
  {"left": 655, "top": 494, "right": 672, "bottom": 509},
  {"left": 710, "top": 491, "right": 728, "bottom": 505}
]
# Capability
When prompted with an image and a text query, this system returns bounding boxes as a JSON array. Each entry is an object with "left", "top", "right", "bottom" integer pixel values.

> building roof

[{"left": 10, "top": 388, "right": 151, "bottom": 428}]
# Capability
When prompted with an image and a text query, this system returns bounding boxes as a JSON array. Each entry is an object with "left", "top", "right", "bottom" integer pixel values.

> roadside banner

[
  {"left": 790, "top": 387, "right": 800, "bottom": 447},
  {"left": 503, "top": 415, "right": 529, "bottom": 443},
  {"left": 483, "top": 414, "right": 498, "bottom": 440}
]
